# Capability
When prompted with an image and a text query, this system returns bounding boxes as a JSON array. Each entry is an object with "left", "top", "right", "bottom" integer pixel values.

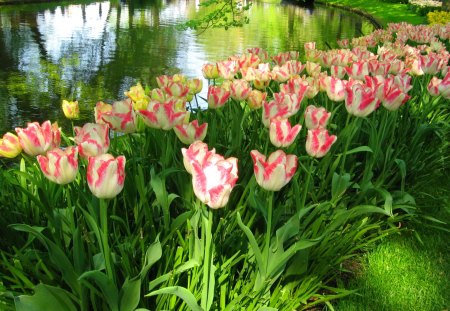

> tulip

[
  {"left": 305, "top": 61, "right": 321, "bottom": 77},
  {"left": 246, "top": 89, "right": 267, "bottom": 109},
  {"left": 274, "top": 92, "right": 302, "bottom": 116},
  {"left": 345, "top": 61, "right": 369, "bottom": 81},
  {"left": 428, "top": 77, "right": 441, "bottom": 97},
  {"left": 174, "top": 120, "right": 208, "bottom": 145},
  {"left": 15, "top": 120, "right": 52, "bottom": 156},
  {"left": 269, "top": 119, "right": 302, "bottom": 148},
  {"left": 304, "top": 42, "right": 316, "bottom": 51},
  {"left": 74, "top": 123, "right": 110, "bottom": 158},
  {"left": 284, "top": 60, "right": 305, "bottom": 76},
  {"left": 382, "top": 84, "right": 410, "bottom": 111},
  {"left": 0, "top": 132, "right": 22, "bottom": 158},
  {"left": 164, "top": 81, "right": 189, "bottom": 98},
  {"left": 37, "top": 146, "right": 78, "bottom": 185},
  {"left": 304, "top": 105, "right": 331, "bottom": 129},
  {"left": 230, "top": 79, "right": 252, "bottom": 101},
  {"left": 250, "top": 149, "right": 298, "bottom": 191},
  {"left": 330, "top": 65, "right": 346, "bottom": 79},
  {"left": 305, "top": 129, "right": 337, "bottom": 158},
  {"left": 241, "top": 67, "right": 257, "bottom": 81},
  {"left": 95, "top": 101, "right": 113, "bottom": 125},
  {"left": 190, "top": 154, "right": 238, "bottom": 209},
  {"left": 272, "top": 52, "right": 291, "bottom": 66},
  {"left": 151, "top": 88, "right": 166, "bottom": 103},
  {"left": 438, "top": 72, "right": 450, "bottom": 99},
  {"left": 323, "top": 76, "right": 347, "bottom": 102},
  {"left": 217, "top": 60, "right": 238, "bottom": 80},
  {"left": 271, "top": 65, "right": 290, "bottom": 83},
  {"left": 202, "top": 63, "right": 219, "bottom": 79},
  {"left": 345, "top": 83, "right": 380, "bottom": 117},
  {"left": 124, "top": 83, "right": 151, "bottom": 110},
  {"left": 99, "top": 99, "right": 137, "bottom": 134},
  {"left": 62, "top": 100, "right": 80, "bottom": 119},
  {"left": 237, "top": 53, "right": 260, "bottom": 70},
  {"left": 187, "top": 78, "right": 203, "bottom": 95},
  {"left": 51, "top": 122, "right": 61, "bottom": 149},
  {"left": 262, "top": 100, "right": 291, "bottom": 128},
  {"left": 207, "top": 85, "right": 230, "bottom": 109},
  {"left": 87, "top": 154, "right": 126, "bottom": 199},
  {"left": 138, "top": 99, "right": 187, "bottom": 130},
  {"left": 182, "top": 141, "right": 218, "bottom": 175},
  {"left": 247, "top": 47, "right": 269, "bottom": 62}
]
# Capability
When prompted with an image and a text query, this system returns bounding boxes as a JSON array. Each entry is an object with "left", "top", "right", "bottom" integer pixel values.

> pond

[{"left": 0, "top": 0, "right": 375, "bottom": 134}]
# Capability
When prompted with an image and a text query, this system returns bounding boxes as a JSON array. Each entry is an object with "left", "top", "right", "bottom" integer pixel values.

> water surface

[{"left": 0, "top": 0, "right": 375, "bottom": 133}]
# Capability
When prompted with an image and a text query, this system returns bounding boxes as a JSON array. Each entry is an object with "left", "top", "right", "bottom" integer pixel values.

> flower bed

[{"left": 1, "top": 22, "right": 449, "bottom": 311}]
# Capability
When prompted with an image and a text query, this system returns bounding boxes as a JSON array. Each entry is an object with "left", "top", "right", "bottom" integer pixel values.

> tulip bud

[
  {"left": 15, "top": 121, "right": 53, "bottom": 156},
  {"left": 87, "top": 154, "right": 126, "bottom": 199},
  {"left": 0, "top": 132, "right": 22, "bottom": 158},
  {"left": 305, "top": 129, "right": 337, "bottom": 158},
  {"left": 62, "top": 100, "right": 80, "bottom": 119}
]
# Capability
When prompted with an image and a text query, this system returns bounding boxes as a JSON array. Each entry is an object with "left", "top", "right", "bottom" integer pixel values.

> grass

[
  {"left": 335, "top": 190, "right": 450, "bottom": 311},
  {"left": 317, "top": 0, "right": 427, "bottom": 26}
]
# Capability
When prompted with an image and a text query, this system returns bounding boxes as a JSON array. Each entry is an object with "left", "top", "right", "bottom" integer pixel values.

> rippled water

[{"left": 0, "top": 0, "right": 375, "bottom": 134}]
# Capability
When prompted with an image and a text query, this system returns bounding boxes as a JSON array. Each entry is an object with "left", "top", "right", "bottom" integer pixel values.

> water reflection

[{"left": 0, "top": 0, "right": 374, "bottom": 134}]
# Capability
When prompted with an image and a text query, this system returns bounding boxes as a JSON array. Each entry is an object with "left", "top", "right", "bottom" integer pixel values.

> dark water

[{"left": 0, "top": 0, "right": 375, "bottom": 134}]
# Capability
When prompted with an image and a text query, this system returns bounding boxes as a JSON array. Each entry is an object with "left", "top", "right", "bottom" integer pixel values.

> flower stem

[
  {"left": 100, "top": 199, "right": 115, "bottom": 284},
  {"left": 201, "top": 205, "right": 214, "bottom": 311},
  {"left": 340, "top": 113, "right": 353, "bottom": 174},
  {"left": 301, "top": 159, "right": 314, "bottom": 209},
  {"left": 264, "top": 191, "right": 274, "bottom": 276}
]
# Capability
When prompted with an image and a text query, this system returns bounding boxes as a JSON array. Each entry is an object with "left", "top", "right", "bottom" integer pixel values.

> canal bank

[{"left": 316, "top": 0, "right": 427, "bottom": 26}]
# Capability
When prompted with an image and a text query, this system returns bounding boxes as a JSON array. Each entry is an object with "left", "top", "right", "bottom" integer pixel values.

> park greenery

[{"left": 0, "top": 0, "right": 450, "bottom": 310}]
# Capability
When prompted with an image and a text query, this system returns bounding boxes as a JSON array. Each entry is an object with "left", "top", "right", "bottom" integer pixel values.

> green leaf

[
  {"left": 15, "top": 284, "right": 78, "bottom": 311},
  {"left": 236, "top": 212, "right": 265, "bottom": 276},
  {"left": 146, "top": 286, "right": 203, "bottom": 311},
  {"left": 11, "top": 224, "right": 81, "bottom": 296},
  {"left": 332, "top": 173, "right": 352, "bottom": 201},
  {"left": 78, "top": 270, "right": 119, "bottom": 311},
  {"left": 119, "top": 277, "right": 141, "bottom": 311},
  {"left": 345, "top": 146, "right": 373, "bottom": 155},
  {"left": 140, "top": 235, "right": 162, "bottom": 279}
]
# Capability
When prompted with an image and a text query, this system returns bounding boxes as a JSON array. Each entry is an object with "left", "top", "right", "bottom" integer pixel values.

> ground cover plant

[{"left": 0, "top": 21, "right": 449, "bottom": 310}]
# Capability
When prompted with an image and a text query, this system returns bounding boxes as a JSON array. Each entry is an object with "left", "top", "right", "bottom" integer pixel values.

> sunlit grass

[
  {"left": 336, "top": 210, "right": 450, "bottom": 311},
  {"left": 318, "top": 0, "right": 427, "bottom": 26}
]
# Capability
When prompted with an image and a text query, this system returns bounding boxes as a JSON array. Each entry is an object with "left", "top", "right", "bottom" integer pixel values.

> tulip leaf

[
  {"left": 78, "top": 270, "right": 119, "bottom": 311},
  {"left": 15, "top": 284, "right": 78, "bottom": 311},
  {"left": 140, "top": 235, "right": 162, "bottom": 279},
  {"left": 344, "top": 146, "right": 373, "bottom": 155},
  {"left": 146, "top": 286, "right": 203, "bottom": 311},
  {"left": 332, "top": 173, "right": 352, "bottom": 201},
  {"left": 236, "top": 212, "right": 266, "bottom": 277},
  {"left": 119, "top": 277, "right": 141, "bottom": 311},
  {"left": 10, "top": 224, "right": 81, "bottom": 296}
]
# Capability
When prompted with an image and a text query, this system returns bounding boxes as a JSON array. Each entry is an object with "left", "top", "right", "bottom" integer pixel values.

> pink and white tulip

[
  {"left": 250, "top": 149, "right": 298, "bottom": 191},
  {"left": 174, "top": 120, "right": 208, "bottom": 145},
  {"left": 345, "top": 83, "right": 380, "bottom": 117},
  {"left": 190, "top": 153, "right": 238, "bottom": 209},
  {"left": 87, "top": 154, "right": 126, "bottom": 199},
  {"left": 98, "top": 99, "right": 137, "bottom": 134},
  {"left": 37, "top": 146, "right": 78, "bottom": 185},
  {"left": 304, "top": 105, "right": 331, "bottom": 129},
  {"left": 305, "top": 129, "right": 337, "bottom": 158},
  {"left": 138, "top": 99, "right": 187, "bottom": 130},
  {"left": 74, "top": 123, "right": 110, "bottom": 158},
  {"left": 230, "top": 79, "right": 252, "bottom": 101},
  {"left": 15, "top": 120, "right": 53, "bottom": 156},
  {"left": 269, "top": 119, "right": 302, "bottom": 148},
  {"left": 207, "top": 85, "right": 230, "bottom": 109}
]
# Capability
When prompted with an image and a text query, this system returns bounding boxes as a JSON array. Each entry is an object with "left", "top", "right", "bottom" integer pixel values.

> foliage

[
  {"left": 0, "top": 21, "right": 449, "bottom": 311},
  {"left": 427, "top": 10, "right": 450, "bottom": 24},
  {"left": 178, "top": 0, "right": 252, "bottom": 32}
]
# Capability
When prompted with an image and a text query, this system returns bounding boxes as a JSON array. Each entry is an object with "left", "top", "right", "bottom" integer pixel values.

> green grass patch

[
  {"left": 336, "top": 210, "right": 450, "bottom": 311},
  {"left": 318, "top": 0, "right": 427, "bottom": 26}
]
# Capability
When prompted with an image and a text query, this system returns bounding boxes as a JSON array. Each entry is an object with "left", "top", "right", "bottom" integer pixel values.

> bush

[{"left": 427, "top": 10, "right": 450, "bottom": 24}]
